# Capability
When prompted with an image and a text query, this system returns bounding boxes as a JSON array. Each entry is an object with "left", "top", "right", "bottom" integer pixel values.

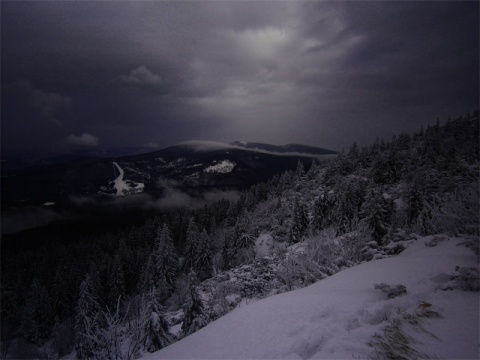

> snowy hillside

[
  {"left": 98, "top": 162, "right": 145, "bottom": 196},
  {"left": 204, "top": 160, "right": 236, "bottom": 174},
  {"left": 2, "top": 113, "right": 477, "bottom": 360},
  {"left": 148, "top": 235, "right": 479, "bottom": 359}
]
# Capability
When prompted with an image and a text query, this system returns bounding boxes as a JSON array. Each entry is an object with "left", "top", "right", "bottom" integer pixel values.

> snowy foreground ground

[{"left": 146, "top": 235, "right": 479, "bottom": 359}]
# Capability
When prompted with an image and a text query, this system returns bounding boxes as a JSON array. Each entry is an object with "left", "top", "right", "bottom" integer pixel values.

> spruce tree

[
  {"left": 141, "top": 224, "right": 179, "bottom": 300},
  {"left": 52, "top": 266, "right": 73, "bottom": 322},
  {"left": 142, "top": 287, "right": 174, "bottom": 352},
  {"left": 195, "top": 229, "right": 213, "bottom": 281},
  {"left": 20, "top": 278, "right": 53, "bottom": 345},
  {"left": 333, "top": 179, "right": 364, "bottom": 233},
  {"left": 183, "top": 218, "right": 201, "bottom": 272},
  {"left": 313, "top": 193, "right": 334, "bottom": 231},
  {"left": 107, "top": 254, "right": 126, "bottom": 311},
  {"left": 157, "top": 224, "right": 180, "bottom": 290},
  {"left": 181, "top": 271, "right": 208, "bottom": 337},
  {"left": 118, "top": 238, "right": 136, "bottom": 294},
  {"left": 295, "top": 160, "right": 305, "bottom": 179},
  {"left": 221, "top": 227, "right": 236, "bottom": 270},
  {"left": 407, "top": 176, "right": 425, "bottom": 227},
  {"left": 307, "top": 159, "right": 320, "bottom": 180},
  {"left": 290, "top": 197, "right": 309, "bottom": 243},
  {"left": 74, "top": 274, "right": 102, "bottom": 359},
  {"left": 359, "top": 188, "right": 389, "bottom": 245}
]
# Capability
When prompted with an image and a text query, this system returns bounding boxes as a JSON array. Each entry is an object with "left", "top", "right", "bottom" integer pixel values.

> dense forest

[{"left": 1, "top": 111, "right": 479, "bottom": 359}]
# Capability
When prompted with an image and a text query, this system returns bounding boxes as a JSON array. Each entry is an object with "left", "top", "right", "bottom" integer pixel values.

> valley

[{"left": 1, "top": 141, "right": 335, "bottom": 234}]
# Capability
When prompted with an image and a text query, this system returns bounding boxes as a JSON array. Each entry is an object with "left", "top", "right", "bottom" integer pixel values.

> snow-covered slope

[
  {"left": 98, "top": 162, "right": 145, "bottom": 196},
  {"left": 147, "top": 236, "right": 479, "bottom": 359},
  {"left": 204, "top": 160, "right": 236, "bottom": 174}
]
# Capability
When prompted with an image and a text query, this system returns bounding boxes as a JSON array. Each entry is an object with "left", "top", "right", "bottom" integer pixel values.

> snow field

[
  {"left": 112, "top": 162, "right": 145, "bottom": 196},
  {"left": 146, "top": 235, "right": 479, "bottom": 359},
  {"left": 204, "top": 160, "right": 236, "bottom": 174}
]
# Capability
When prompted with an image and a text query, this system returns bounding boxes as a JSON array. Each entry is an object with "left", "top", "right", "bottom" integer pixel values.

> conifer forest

[{"left": 1, "top": 112, "right": 479, "bottom": 359}]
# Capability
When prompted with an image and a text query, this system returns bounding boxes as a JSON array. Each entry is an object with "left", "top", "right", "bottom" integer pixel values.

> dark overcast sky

[{"left": 1, "top": 1, "right": 478, "bottom": 157}]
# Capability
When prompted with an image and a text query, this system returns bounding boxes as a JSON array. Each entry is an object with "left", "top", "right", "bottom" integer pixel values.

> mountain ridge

[{"left": 1, "top": 140, "right": 337, "bottom": 232}]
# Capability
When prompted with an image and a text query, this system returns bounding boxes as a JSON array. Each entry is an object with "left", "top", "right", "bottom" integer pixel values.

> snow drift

[{"left": 146, "top": 235, "right": 479, "bottom": 359}]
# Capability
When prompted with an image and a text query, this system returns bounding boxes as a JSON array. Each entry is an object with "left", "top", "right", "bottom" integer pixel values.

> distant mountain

[
  {"left": 1, "top": 141, "right": 336, "bottom": 228},
  {"left": 1, "top": 147, "right": 155, "bottom": 172},
  {"left": 230, "top": 141, "right": 337, "bottom": 155}
]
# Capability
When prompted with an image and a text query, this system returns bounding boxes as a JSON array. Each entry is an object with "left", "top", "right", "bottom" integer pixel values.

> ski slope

[
  {"left": 111, "top": 162, "right": 144, "bottom": 196},
  {"left": 204, "top": 160, "right": 236, "bottom": 174},
  {"left": 146, "top": 235, "right": 479, "bottom": 359}
]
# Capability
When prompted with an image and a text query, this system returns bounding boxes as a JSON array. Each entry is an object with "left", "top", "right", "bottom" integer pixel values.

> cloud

[
  {"left": 120, "top": 65, "right": 163, "bottom": 86},
  {"left": 178, "top": 140, "right": 236, "bottom": 152},
  {"left": 175, "top": 140, "right": 334, "bottom": 160},
  {"left": 3, "top": 2, "right": 478, "bottom": 155},
  {"left": 70, "top": 187, "right": 240, "bottom": 212},
  {"left": 147, "top": 142, "right": 160, "bottom": 149},
  {"left": 151, "top": 188, "right": 240, "bottom": 210},
  {"left": 1, "top": 206, "right": 65, "bottom": 235},
  {"left": 16, "top": 79, "right": 71, "bottom": 125},
  {"left": 65, "top": 133, "right": 99, "bottom": 147}
]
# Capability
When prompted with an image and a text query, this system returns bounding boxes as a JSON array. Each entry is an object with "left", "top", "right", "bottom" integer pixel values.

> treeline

[{"left": 1, "top": 111, "right": 478, "bottom": 359}]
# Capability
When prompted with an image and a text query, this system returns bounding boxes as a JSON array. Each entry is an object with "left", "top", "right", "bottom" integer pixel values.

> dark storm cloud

[
  {"left": 16, "top": 79, "right": 72, "bottom": 125},
  {"left": 1, "top": 1, "right": 478, "bottom": 157},
  {"left": 120, "top": 66, "right": 163, "bottom": 86},
  {"left": 334, "top": 1, "right": 478, "bottom": 106},
  {"left": 64, "top": 133, "right": 100, "bottom": 148}
]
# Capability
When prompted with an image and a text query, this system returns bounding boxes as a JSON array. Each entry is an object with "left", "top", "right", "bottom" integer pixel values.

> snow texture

[
  {"left": 145, "top": 236, "right": 479, "bottom": 359},
  {"left": 204, "top": 160, "right": 236, "bottom": 174},
  {"left": 254, "top": 233, "right": 275, "bottom": 259},
  {"left": 111, "top": 162, "right": 145, "bottom": 196}
]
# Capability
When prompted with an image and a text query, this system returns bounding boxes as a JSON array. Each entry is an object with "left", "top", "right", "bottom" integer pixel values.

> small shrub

[
  {"left": 368, "top": 301, "right": 441, "bottom": 360},
  {"left": 374, "top": 283, "right": 407, "bottom": 299},
  {"left": 424, "top": 234, "right": 448, "bottom": 247},
  {"left": 442, "top": 266, "right": 480, "bottom": 292}
]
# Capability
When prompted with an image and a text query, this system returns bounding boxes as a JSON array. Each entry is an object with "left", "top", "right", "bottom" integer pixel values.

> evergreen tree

[
  {"left": 195, "top": 229, "right": 213, "bottom": 281},
  {"left": 225, "top": 201, "right": 239, "bottom": 226},
  {"left": 52, "top": 265, "right": 73, "bottom": 322},
  {"left": 371, "top": 152, "right": 389, "bottom": 183},
  {"left": 141, "top": 224, "right": 180, "bottom": 299},
  {"left": 306, "top": 159, "right": 320, "bottom": 180},
  {"left": 333, "top": 179, "right": 365, "bottom": 233},
  {"left": 406, "top": 176, "right": 426, "bottom": 227},
  {"left": 142, "top": 287, "right": 174, "bottom": 352},
  {"left": 359, "top": 188, "right": 390, "bottom": 245},
  {"left": 312, "top": 193, "right": 334, "bottom": 231},
  {"left": 220, "top": 228, "right": 236, "bottom": 270},
  {"left": 74, "top": 274, "right": 102, "bottom": 359},
  {"left": 183, "top": 218, "right": 201, "bottom": 272},
  {"left": 157, "top": 224, "right": 180, "bottom": 289},
  {"left": 243, "top": 191, "right": 256, "bottom": 211},
  {"left": 106, "top": 254, "right": 126, "bottom": 311},
  {"left": 295, "top": 160, "right": 306, "bottom": 179},
  {"left": 350, "top": 140, "right": 360, "bottom": 155},
  {"left": 181, "top": 271, "right": 208, "bottom": 337},
  {"left": 88, "top": 262, "right": 104, "bottom": 307},
  {"left": 118, "top": 238, "right": 136, "bottom": 295},
  {"left": 233, "top": 212, "right": 255, "bottom": 249},
  {"left": 20, "top": 277, "right": 53, "bottom": 345},
  {"left": 290, "top": 197, "right": 309, "bottom": 243}
]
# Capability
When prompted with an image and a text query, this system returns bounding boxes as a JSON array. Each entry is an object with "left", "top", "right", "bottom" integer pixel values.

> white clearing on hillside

[
  {"left": 111, "top": 162, "right": 144, "bottom": 196},
  {"left": 204, "top": 160, "right": 236, "bottom": 174},
  {"left": 146, "top": 235, "right": 479, "bottom": 359}
]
